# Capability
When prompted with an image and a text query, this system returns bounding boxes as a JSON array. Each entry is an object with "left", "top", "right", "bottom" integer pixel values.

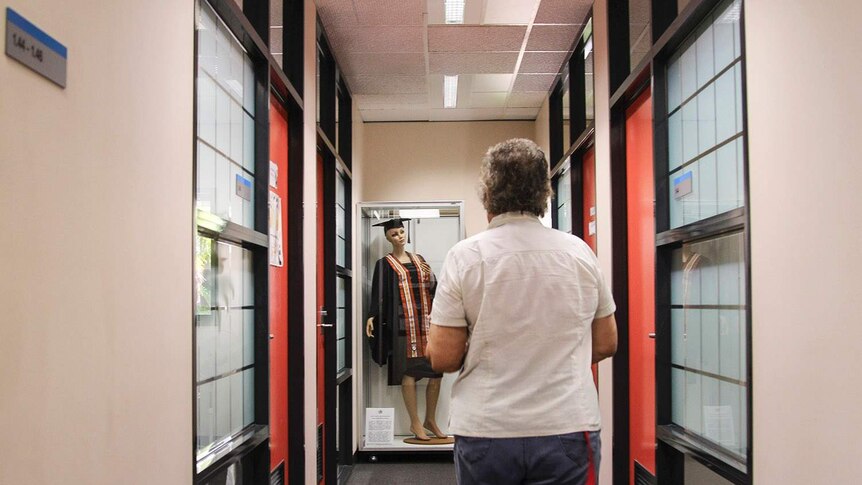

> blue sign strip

[
  {"left": 674, "top": 171, "right": 692, "bottom": 186},
  {"left": 6, "top": 8, "right": 66, "bottom": 58}
]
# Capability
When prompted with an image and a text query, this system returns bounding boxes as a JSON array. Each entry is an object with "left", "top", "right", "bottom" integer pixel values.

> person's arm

[
  {"left": 427, "top": 324, "right": 468, "bottom": 372},
  {"left": 592, "top": 313, "right": 618, "bottom": 363}
]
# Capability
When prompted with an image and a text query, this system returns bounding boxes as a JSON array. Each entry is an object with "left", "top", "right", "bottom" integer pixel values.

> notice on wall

[
  {"left": 590, "top": 206, "right": 596, "bottom": 217},
  {"left": 269, "top": 161, "right": 278, "bottom": 188},
  {"left": 365, "top": 408, "right": 395, "bottom": 446},
  {"left": 588, "top": 221, "right": 597, "bottom": 236},
  {"left": 268, "top": 192, "right": 283, "bottom": 267}
]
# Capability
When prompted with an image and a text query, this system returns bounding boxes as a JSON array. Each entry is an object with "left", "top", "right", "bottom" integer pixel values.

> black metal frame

[
  {"left": 607, "top": 1, "right": 753, "bottom": 484},
  {"left": 549, "top": 10, "right": 595, "bottom": 238},
  {"left": 192, "top": 0, "right": 308, "bottom": 483},
  {"left": 317, "top": 18, "right": 355, "bottom": 485}
]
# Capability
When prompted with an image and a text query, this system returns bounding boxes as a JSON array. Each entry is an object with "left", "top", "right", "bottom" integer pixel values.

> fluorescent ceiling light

[
  {"left": 444, "top": 75, "right": 458, "bottom": 108},
  {"left": 399, "top": 209, "right": 441, "bottom": 219},
  {"left": 445, "top": 0, "right": 465, "bottom": 24}
]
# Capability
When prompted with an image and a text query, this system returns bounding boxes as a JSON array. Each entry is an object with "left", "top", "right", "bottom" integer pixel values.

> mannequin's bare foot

[
  {"left": 423, "top": 420, "right": 448, "bottom": 439},
  {"left": 410, "top": 422, "right": 431, "bottom": 441}
]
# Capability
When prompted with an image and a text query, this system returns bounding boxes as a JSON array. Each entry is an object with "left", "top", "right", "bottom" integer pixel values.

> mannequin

[{"left": 366, "top": 218, "right": 447, "bottom": 441}]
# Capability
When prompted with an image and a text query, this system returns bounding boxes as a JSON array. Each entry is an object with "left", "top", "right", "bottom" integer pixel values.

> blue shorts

[{"left": 454, "top": 431, "right": 601, "bottom": 485}]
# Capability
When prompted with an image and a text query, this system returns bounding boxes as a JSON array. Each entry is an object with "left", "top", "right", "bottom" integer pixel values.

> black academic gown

[{"left": 367, "top": 254, "right": 440, "bottom": 385}]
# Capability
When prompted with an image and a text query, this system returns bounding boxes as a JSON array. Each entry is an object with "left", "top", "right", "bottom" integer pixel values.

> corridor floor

[{"left": 345, "top": 461, "right": 457, "bottom": 485}]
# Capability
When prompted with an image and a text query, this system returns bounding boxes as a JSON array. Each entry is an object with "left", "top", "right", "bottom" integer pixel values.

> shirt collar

[{"left": 488, "top": 212, "right": 542, "bottom": 229}]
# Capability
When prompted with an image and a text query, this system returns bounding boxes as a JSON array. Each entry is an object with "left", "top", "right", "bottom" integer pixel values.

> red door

[
  {"left": 582, "top": 147, "right": 597, "bottom": 253},
  {"left": 268, "top": 97, "right": 289, "bottom": 474},
  {"left": 626, "top": 89, "right": 656, "bottom": 482}
]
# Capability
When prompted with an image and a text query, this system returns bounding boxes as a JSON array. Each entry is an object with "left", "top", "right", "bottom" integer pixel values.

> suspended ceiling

[{"left": 304, "top": 0, "right": 592, "bottom": 122}]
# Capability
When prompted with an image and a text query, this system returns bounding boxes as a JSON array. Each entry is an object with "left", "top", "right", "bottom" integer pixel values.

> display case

[{"left": 356, "top": 201, "right": 465, "bottom": 453}]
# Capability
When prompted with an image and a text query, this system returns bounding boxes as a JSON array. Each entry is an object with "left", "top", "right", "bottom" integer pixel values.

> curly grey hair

[{"left": 478, "top": 138, "right": 552, "bottom": 217}]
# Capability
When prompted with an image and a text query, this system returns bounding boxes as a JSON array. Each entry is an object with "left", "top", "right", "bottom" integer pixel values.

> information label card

[
  {"left": 5, "top": 8, "right": 67, "bottom": 88},
  {"left": 364, "top": 408, "right": 395, "bottom": 446}
]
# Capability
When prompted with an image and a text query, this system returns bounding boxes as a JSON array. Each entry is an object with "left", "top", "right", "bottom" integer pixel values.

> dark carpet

[{"left": 345, "top": 462, "right": 457, "bottom": 485}]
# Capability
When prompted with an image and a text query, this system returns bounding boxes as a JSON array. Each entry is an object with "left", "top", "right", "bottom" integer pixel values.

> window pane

[
  {"left": 562, "top": 69, "right": 571, "bottom": 152},
  {"left": 670, "top": 232, "right": 747, "bottom": 454},
  {"left": 584, "top": 34, "right": 594, "bottom": 122}
]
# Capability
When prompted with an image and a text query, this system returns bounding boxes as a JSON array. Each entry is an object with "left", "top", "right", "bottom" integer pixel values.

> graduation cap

[{"left": 373, "top": 218, "right": 412, "bottom": 242}]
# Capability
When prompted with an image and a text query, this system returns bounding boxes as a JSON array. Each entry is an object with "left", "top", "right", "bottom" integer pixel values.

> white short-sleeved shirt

[{"left": 431, "top": 212, "right": 616, "bottom": 438}]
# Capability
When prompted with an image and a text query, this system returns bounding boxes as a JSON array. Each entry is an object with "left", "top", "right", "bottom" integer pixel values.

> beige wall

[
  {"left": 0, "top": 2, "right": 193, "bottom": 484},
  {"left": 360, "top": 121, "right": 536, "bottom": 236},
  {"left": 745, "top": 1, "right": 862, "bottom": 482}
]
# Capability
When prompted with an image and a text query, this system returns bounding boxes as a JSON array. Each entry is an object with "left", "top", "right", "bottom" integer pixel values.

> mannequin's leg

[
  {"left": 423, "top": 377, "right": 447, "bottom": 438},
  {"left": 402, "top": 375, "right": 429, "bottom": 440}
]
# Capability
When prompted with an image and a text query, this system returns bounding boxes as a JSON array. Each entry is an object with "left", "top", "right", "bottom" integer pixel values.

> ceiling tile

[
  {"left": 507, "top": 91, "right": 547, "bottom": 108},
  {"left": 327, "top": 27, "right": 425, "bottom": 53},
  {"left": 471, "top": 74, "right": 514, "bottom": 92},
  {"left": 512, "top": 73, "right": 557, "bottom": 92},
  {"left": 362, "top": 107, "right": 430, "bottom": 122},
  {"left": 534, "top": 0, "right": 592, "bottom": 24},
  {"left": 429, "top": 108, "right": 505, "bottom": 121},
  {"left": 526, "top": 24, "right": 581, "bottom": 51},
  {"left": 351, "top": 75, "right": 428, "bottom": 94},
  {"left": 355, "top": 94, "right": 430, "bottom": 110},
  {"left": 469, "top": 92, "right": 509, "bottom": 108},
  {"left": 429, "top": 52, "right": 519, "bottom": 74},
  {"left": 519, "top": 51, "right": 569, "bottom": 73},
  {"left": 504, "top": 107, "right": 542, "bottom": 119},
  {"left": 352, "top": 0, "right": 424, "bottom": 25},
  {"left": 341, "top": 53, "right": 426, "bottom": 76},
  {"left": 315, "top": 0, "right": 359, "bottom": 27},
  {"left": 428, "top": 25, "right": 527, "bottom": 52},
  {"left": 483, "top": 0, "right": 540, "bottom": 25}
]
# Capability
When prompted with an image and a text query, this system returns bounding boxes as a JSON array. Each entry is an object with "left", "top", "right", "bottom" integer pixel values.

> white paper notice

[
  {"left": 268, "top": 192, "right": 284, "bottom": 267},
  {"left": 590, "top": 206, "right": 596, "bottom": 217},
  {"left": 365, "top": 408, "right": 395, "bottom": 445},
  {"left": 269, "top": 161, "right": 278, "bottom": 188},
  {"left": 588, "top": 221, "right": 597, "bottom": 236}
]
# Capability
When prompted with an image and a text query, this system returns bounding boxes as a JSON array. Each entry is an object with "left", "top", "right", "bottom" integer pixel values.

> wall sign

[
  {"left": 673, "top": 171, "right": 693, "bottom": 199},
  {"left": 5, "top": 8, "right": 67, "bottom": 88},
  {"left": 236, "top": 174, "right": 252, "bottom": 201}
]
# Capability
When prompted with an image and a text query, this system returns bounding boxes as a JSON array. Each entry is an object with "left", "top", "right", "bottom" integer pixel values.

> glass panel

[
  {"left": 668, "top": 162, "right": 701, "bottom": 228},
  {"left": 243, "top": 310, "right": 255, "bottom": 367},
  {"left": 667, "top": 58, "right": 682, "bottom": 112},
  {"left": 561, "top": 69, "right": 571, "bottom": 152},
  {"left": 197, "top": 142, "right": 216, "bottom": 214},
  {"left": 701, "top": 309, "right": 719, "bottom": 374},
  {"left": 337, "top": 309, "right": 346, "bottom": 340},
  {"left": 668, "top": 111, "right": 683, "bottom": 171},
  {"left": 713, "top": 3, "right": 736, "bottom": 71},
  {"left": 197, "top": 381, "right": 216, "bottom": 451},
  {"left": 682, "top": 99, "right": 699, "bottom": 163},
  {"left": 230, "top": 99, "right": 243, "bottom": 163},
  {"left": 719, "top": 310, "right": 741, "bottom": 380},
  {"left": 336, "top": 172, "right": 346, "bottom": 208},
  {"left": 701, "top": 376, "right": 721, "bottom": 442},
  {"left": 243, "top": 368, "right": 255, "bottom": 426},
  {"left": 198, "top": 6, "right": 218, "bottom": 76},
  {"left": 697, "top": 85, "right": 716, "bottom": 155},
  {"left": 555, "top": 165, "right": 572, "bottom": 234},
  {"left": 243, "top": 57, "right": 255, "bottom": 115},
  {"left": 719, "top": 381, "right": 744, "bottom": 455},
  {"left": 230, "top": 372, "right": 243, "bottom": 434},
  {"left": 671, "top": 368, "right": 686, "bottom": 426},
  {"left": 337, "top": 337, "right": 346, "bottom": 372},
  {"left": 584, "top": 33, "right": 595, "bottom": 122},
  {"left": 715, "top": 140, "right": 739, "bottom": 215},
  {"left": 337, "top": 236, "right": 346, "bottom": 268},
  {"left": 198, "top": 74, "right": 217, "bottom": 145},
  {"left": 216, "top": 87, "right": 231, "bottom": 155},
  {"left": 695, "top": 23, "right": 715, "bottom": 89},
  {"left": 699, "top": 152, "right": 718, "bottom": 220},
  {"left": 197, "top": 314, "right": 216, "bottom": 381},
  {"left": 629, "top": 0, "right": 651, "bottom": 70},
  {"left": 243, "top": 113, "right": 255, "bottom": 174},
  {"left": 337, "top": 277, "right": 346, "bottom": 308},
  {"left": 670, "top": 232, "right": 747, "bottom": 451},
  {"left": 680, "top": 45, "right": 697, "bottom": 102},
  {"left": 216, "top": 377, "right": 231, "bottom": 439},
  {"left": 685, "top": 371, "right": 702, "bottom": 434},
  {"left": 715, "top": 67, "right": 737, "bottom": 143}
]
